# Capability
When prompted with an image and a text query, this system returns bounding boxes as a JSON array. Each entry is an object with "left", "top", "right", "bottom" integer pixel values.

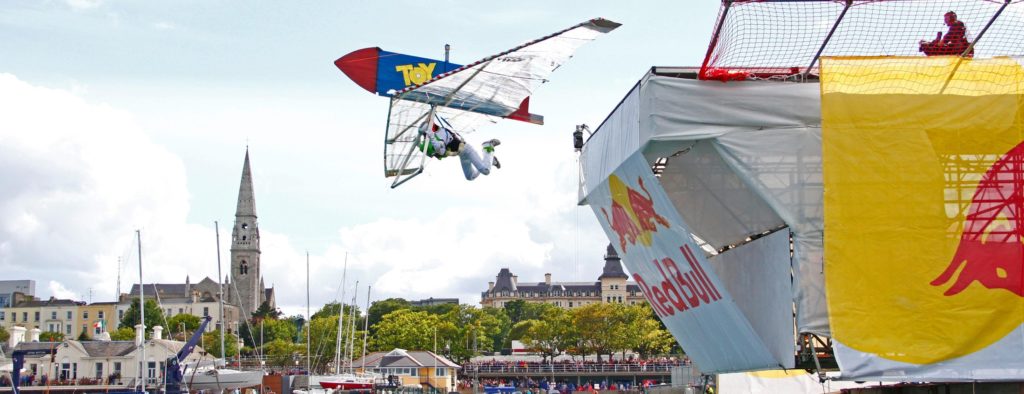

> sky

[{"left": 0, "top": 0, "right": 719, "bottom": 317}]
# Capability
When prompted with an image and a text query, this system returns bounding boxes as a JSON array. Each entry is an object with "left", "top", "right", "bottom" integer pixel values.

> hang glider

[{"left": 335, "top": 18, "right": 621, "bottom": 188}]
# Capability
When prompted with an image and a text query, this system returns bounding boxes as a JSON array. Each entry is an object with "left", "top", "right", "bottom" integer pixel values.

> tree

[
  {"left": 571, "top": 303, "right": 619, "bottom": 362},
  {"left": 0, "top": 326, "right": 9, "bottom": 342},
  {"left": 110, "top": 327, "right": 135, "bottom": 341},
  {"left": 201, "top": 329, "right": 239, "bottom": 358},
  {"left": 520, "top": 308, "right": 575, "bottom": 362},
  {"left": 622, "top": 304, "right": 675, "bottom": 359},
  {"left": 78, "top": 327, "right": 90, "bottom": 341},
  {"left": 252, "top": 301, "right": 283, "bottom": 323},
  {"left": 311, "top": 301, "right": 363, "bottom": 321},
  {"left": 40, "top": 331, "right": 64, "bottom": 342},
  {"left": 241, "top": 317, "right": 299, "bottom": 348},
  {"left": 264, "top": 339, "right": 304, "bottom": 368},
  {"left": 166, "top": 314, "right": 202, "bottom": 340},
  {"left": 370, "top": 309, "right": 438, "bottom": 352},
  {"left": 119, "top": 298, "right": 167, "bottom": 337},
  {"left": 367, "top": 298, "right": 410, "bottom": 334}
]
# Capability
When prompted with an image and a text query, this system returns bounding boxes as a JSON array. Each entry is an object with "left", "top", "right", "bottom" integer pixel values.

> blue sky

[{"left": 0, "top": 1, "right": 719, "bottom": 315}]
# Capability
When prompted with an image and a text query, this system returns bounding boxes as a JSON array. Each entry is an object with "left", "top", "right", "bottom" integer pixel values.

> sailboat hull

[{"left": 187, "top": 369, "right": 265, "bottom": 391}]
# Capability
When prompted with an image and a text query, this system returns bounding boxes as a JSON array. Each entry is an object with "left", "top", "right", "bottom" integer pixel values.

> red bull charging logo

[
  {"left": 932, "top": 142, "right": 1024, "bottom": 296},
  {"left": 600, "top": 175, "right": 671, "bottom": 253}
]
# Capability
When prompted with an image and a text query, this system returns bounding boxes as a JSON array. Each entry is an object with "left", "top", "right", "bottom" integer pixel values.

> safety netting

[{"left": 701, "top": 0, "right": 1024, "bottom": 80}]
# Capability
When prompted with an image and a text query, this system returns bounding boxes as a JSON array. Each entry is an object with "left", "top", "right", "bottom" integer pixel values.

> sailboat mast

[
  {"left": 348, "top": 282, "right": 358, "bottom": 373},
  {"left": 215, "top": 221, "right": 226, "bottom": 360},
  {"left": 362, "top": 285, "right": 371, "bottom": 371},
  {"left": 136, "top": 230, "right": 146, "bottom": 391},
  {"left": 335, "top": 253, "right": 348, "bottom": 373},
  {"left": 306, "top": 251, "right": 311, "bottom": 375}
]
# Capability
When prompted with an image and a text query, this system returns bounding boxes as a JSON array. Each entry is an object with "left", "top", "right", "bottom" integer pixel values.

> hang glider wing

[
  {"left": 382, "top": 17, "right": 620, "bottom": 187},
  {"left": 392, "top": 17, "right": 621, "bottom": 125}
]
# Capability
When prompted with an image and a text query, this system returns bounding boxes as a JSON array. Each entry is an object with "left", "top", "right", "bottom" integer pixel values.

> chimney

[
  {"left": 135, "top": 324, "right": 145, "bottom": 346},
  {"left": 488, "top": 282, "right": 494, "bottom": 291},
  {"left": 545, "top": 273, "right": 552, "bottom": 286},
  {"left": 152, "top": 325, "right": 163, "bottom": 340},
  {"left": 9, "top": 326, "right": 25, "bottom": 347},
  {"left": 29, "top": 328, "right": 41, "bottom": 342}
]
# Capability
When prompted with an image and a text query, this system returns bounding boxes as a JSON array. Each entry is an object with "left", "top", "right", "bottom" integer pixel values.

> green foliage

[
  {"left": 119, "top": 298, "right": 167, "bottom": 337},
  {"left": 623, "top": 304, "right": 675, "bottom": 359},
  {"left": 370, "top": 309, "right": 438, "bottom": 352},
  {"left": 166, "top": 314, "right": 202, "bottom": 339},
  {"left": 252, "top": 301, "right": 283, "bottom": 323},
  {"left": 78, "top": 328, "right": 90, "bottom": 341},
  {"left": 0, "top": 325, "right": 9, "bottom": 342},
  {"left": 110, "top": 327, "right": 135, "bottom": 341},
  {"left": 264, "top": 339, "right": 305, "bottom": 368},
  {"left": 310, "top": 301, "right": 362, "bottom": 322},
  {"left": 571, "top": 302, "right": 620, "bottom": 361},
  {"left": 201, "top": 329, "right": 239, "bottom": 358},
  {"left": 521, "top": 308, "right": 575, "bottom": 362},
  {"left": 39, "top": 331, "right": 64, "bottom": 342},
  {"left": 297, "top": 316, "right": 366, "bottom": 373},
  {"left": 367, "top": 298, "right": 410, "bottom": 334},
  {"left": 242, "top": 317, "right": 300, "bottom": 348}
]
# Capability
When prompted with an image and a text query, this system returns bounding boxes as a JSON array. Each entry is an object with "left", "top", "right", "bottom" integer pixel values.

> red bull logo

[
  {"left": 932, "top": 142, "right": 1024, "bottom": 296},
  {"left": 633, "top": 245, "right": 723, "bottom": 318},
  {"left": 600, "top": 175, "right": 670, "bottom": 253}
]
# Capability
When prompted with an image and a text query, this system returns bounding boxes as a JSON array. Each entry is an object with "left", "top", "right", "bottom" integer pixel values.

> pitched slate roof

[
  {"left": 353, "top": 349, "right": 460, "bottom": 369},
  {"left": 80, "top": 341, "right": 137, "bottom": 357}
]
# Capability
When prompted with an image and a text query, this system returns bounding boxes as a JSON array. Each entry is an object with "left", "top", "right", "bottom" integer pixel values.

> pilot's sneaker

[
  {"left": 493, "top": 156, "right": 501, "bottom": 169},
  {"left": 482, "top": 139, "right": 501, "bottom": 153}
]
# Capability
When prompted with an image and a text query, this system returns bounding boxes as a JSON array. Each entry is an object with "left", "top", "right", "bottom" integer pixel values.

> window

[
  {"left": 568, "top": 302, "right": 573, "bottom": 308},
  {"left": 435, "top": 368, "right": 447, "bottom": 377},
  {"left": 167, "top": 308, "right": 172, "bottom": 316},
  {"left": 67, "top": 311, "right": 72, "bottom": 320},
  {"left": 11, "top": 312, "right": 15, "bottom": 322},
  {"left": 83, "top": 311, "right": 89, "bottom": 319},
  {"left": 113, "top": 362, "right": 122, "bottom": 374},
  {"left": 98, "top": 311, "right": 104, "bottom": 319},
  {"left": 35, "top": 311, "right": 40, "bottom": 321},
  {"left": 240, "top": 260, "right": 249, "bottom": 275},
  {"left": 51, "top": 311, "right": 56, "bottom": 320},
  {"left": 60, "top": 363, "right": 71, "bottom": 380},
  {"left": 95, "top": 324, "right": 101, "bottom": 335},
  {"left": 178, "top": 308, "right": 183, "bottom": 314},
  {"left": 0, "top": 311, "right": 5, "bottom": 320},
  {"left": 66, "top": 324, "right": 72, "bottom": 334},
  {"left": 118, "top": 310, "right": 124, "bottom": 319},
  {"left": 24, "top": 312, "right": 29, "bottom": 321},
  {"left": 203, "top": 307, "right": 209, "bottom": 317},
  {"left": 95, "top": 362, "right": 103, "bottom": 379}
]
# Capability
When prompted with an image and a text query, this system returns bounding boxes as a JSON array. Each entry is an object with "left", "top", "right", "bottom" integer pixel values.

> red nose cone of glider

[{"left": 335, "top": 47, "right": 380, "bottom": 94}]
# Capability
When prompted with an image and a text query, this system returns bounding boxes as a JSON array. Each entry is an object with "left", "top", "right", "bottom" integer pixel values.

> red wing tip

[{"left": 335, "top": 47, "right": 380, "bottom": 94}]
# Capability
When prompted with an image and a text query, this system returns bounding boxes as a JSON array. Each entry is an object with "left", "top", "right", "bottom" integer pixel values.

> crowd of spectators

[
  {"left": 464, "top": 356, "right": 689, "bottom": 374},
  {"left": 459, "top": 377, "right": 665, "bottom": 393}
]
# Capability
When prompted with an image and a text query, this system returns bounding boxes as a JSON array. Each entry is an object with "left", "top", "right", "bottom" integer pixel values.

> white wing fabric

[
  {"left": 393, "top": 18, "right": 621, "bottom": 118},
  {"left": 383, "top": 18, "right": 620, "bottom": 186}
]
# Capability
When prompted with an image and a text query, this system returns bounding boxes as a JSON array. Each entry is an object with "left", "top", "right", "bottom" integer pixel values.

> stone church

[{"left": 121, "top": 150, "right": 276, "bottom": 329}]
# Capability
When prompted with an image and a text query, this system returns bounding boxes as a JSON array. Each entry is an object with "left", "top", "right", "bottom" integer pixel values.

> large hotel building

[{"left": 480, "top": 245, "right": 647, "bottom": 308}]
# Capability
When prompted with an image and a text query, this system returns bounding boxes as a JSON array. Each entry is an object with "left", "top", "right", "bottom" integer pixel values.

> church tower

[{"left": 230, "top": 149, "right": 263, "bottom": 317}]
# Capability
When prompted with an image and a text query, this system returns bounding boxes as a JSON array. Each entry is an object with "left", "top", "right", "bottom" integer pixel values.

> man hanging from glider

[
  {"left": 919, "top": 11, "right": 973, "bottom": 57},
  {"left": 419, "top": 113, "right": 501, "bottom": 180},
  {"left": 333, "top": 18, "right": 621, "bottom": 188}
]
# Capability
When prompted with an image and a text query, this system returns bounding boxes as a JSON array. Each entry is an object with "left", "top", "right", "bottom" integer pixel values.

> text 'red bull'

[
  {"left": 601, "top": 175, "right": 670, "bottom": 253},
  {"left": 633, "top": 244, "right": 723, "bottom": 317},
  {"left": 932, "top": 142, "right": 1024, "bottom": 296}
]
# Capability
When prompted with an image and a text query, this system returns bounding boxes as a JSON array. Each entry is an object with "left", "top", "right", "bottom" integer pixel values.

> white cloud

[
  {"left": 66, "top": 0, "right": 102, "bottom": 10},
  {"left": 47, "top": 281, "right": 77, "bottom": 300},
  {"left": 153, "top": 22, "right": 175, "bottom": 30}
]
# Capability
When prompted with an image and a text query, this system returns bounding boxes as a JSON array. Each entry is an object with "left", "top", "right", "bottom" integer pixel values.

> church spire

[{"left": 236, "top": 149, "right": 257, "bottom": 217}]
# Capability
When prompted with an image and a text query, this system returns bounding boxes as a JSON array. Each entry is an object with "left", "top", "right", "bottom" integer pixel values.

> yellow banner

[{"left": 822, "top": 56, "right": 1024, "bottom": 364}]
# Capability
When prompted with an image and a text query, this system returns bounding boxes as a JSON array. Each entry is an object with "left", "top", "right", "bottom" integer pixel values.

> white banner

[{"left": 586, "top": 152, "right": 780, "bottom": 373}]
